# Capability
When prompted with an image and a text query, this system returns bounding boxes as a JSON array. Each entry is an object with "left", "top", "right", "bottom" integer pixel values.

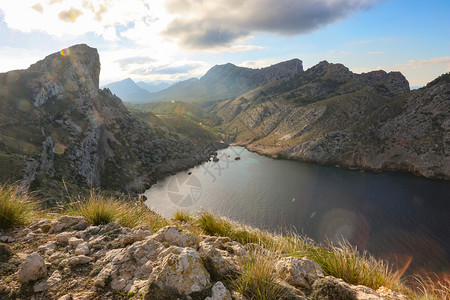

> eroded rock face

[
  {"left": 0, "top": 44, "right": 223, "bottom": 197},
  {"left": 18, "top": 252, "right": 47, "bottom": 283},
  {"left": 148, "top": 247, "right": 211, "bottom": 295}
]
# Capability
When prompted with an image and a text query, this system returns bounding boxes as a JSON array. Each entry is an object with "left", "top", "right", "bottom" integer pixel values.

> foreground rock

[{"left": 0, "top": 215, "right": 408, "bottom": 299}]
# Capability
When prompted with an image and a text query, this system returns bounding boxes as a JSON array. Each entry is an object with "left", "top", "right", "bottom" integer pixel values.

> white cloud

[
  {"left": 0, "top": 0, "right": 166, "bottom": 40},
  {"left": 351, "top": 56, "right": 450, "bottom": 86}
]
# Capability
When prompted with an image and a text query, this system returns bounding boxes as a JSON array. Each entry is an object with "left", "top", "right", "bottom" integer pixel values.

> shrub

[
  {"left": 230, "top": 250, "right": 290, "bottom": 300},
  {"left": 65, "top": 190, "right": 167, "bottom": 231},
  {"left": 0, "top": 184, "right": 38, "bottom": 229},
  {"left": 296, "top": 240, "right": 400, "bottom": 291},
  {"left": 411, "top": 274, "right": 450, "bottom": 300}
]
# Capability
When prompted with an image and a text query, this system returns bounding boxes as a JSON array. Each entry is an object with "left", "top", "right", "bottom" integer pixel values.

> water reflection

[{"left": 145, "top": 146, "right": 450, "bottom": 274}]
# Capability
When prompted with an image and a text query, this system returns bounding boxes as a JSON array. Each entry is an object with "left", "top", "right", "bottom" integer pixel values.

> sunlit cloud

[{"left": 0, "top": 0, "right": 166, "bottom": 40}]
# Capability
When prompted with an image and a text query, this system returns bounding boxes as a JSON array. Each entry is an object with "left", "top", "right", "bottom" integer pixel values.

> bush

[
  {"left": 0, "top": 184, "right": 38, "bottom": 229},
  {"left": 65, "top": 190, "right": 167, "bottom": 231},
  {"left": 230, "top": 250, "right": 290, "bottom": 300},
  {"left": 296, "top": 240, "right": 400, "bottom": 291}
]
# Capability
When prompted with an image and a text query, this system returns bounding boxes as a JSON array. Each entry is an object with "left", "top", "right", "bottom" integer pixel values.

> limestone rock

[
  {"left": 95, "top": 236, "right": 165, "bottom": 292},
  {"left": 275, "top": 256, "right": 323, "bottom": 288},
  {"left": 152, "top": 226, "right": 199, "bottom": 249},
  {"left": 69, "top": 237, "right": 84, "bottom": 247},
  {"left": 198, "top": 237, "right": 242, "bottom": 279},
  {"left": 205, "top": 281, "right": 232, "bottom": 300},
  {"left": 18, "top": 252, "right": 47, "bottom": 283},
  {"left": 74, "top": 242, "right": 89, "bottom": 255},
  {"left": 148, "top": 247, "right": 210, "bottom": 296},
  {"left": 67, "top": 255, "right": 91, "bottom": 266},
  {"left": 49, "top": 216, "right": 89, "bottom": 234}
]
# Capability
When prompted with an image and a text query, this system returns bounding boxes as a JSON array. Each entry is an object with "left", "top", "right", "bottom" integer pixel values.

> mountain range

[{"left": 0, "top": 44, "right": 448, "bottom": 201}]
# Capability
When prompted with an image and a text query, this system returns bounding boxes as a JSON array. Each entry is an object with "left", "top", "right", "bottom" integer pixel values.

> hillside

[
  {"left": 146, "top": 59, "right": 304, "bottom": 103},
  {"left": 211, "top": 62, "right": 450, "bottom": 179},
  {"left": 0, "top": 44, "right": 223, "bottom": 200}
]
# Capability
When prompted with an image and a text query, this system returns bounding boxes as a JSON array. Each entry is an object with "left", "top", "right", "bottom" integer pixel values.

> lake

[{"left": 144, "top": 146, "right": 450, "bottom": 275}]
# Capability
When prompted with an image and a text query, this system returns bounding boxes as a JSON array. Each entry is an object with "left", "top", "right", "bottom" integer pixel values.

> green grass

[
  {"left": 193, "top": 211, "right": 405, "bottom": 292},
  {"left": 410, "top": 275, "right": 450, "bottom": 300},
  {"left": 0, "top": 183, "right": 39, "bottom": 229},
  {"left": 293, "top": 240, "right": 401, "bottom": 291},
  {"left": 230, "top": 250, "right": 290, "bottom": 300},
  {"left": 64, "top": 190, "right": 167, "bottom": 231}
]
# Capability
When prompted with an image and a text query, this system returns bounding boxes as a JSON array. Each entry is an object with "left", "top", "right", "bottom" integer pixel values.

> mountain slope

[
  {"left": 212, "top": 62, "right": 450, "bottom": 179},
  {"left": 136, "top": 81, "right": 172, "bottom": 93},
  {"left": 0, "top": 44, "right": 222, "bottom": 199},
  {"left": 146, "top": 59, "right": 304, "bottom": 103},
  {"left": 101, "top": 78, "right": 151, "bottom": 103}
]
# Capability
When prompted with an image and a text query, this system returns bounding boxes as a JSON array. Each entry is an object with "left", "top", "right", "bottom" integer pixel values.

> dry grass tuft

[
  {"left": 65, "top": 190, "right": 167, "bottom": 231},
  {"left": 0, "top": 183, "right": 41, "bottom": 229}
]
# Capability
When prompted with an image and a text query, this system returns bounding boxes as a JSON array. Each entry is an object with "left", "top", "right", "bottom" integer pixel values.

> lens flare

[
  {"left": 60, "top": 48, "right": 70, "bottom": 56},
  {"left": 53, "top": 143, "right": 66, "bottom": 155}
]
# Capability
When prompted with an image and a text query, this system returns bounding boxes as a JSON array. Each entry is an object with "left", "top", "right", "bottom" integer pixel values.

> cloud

[
  {"left": 367, "top": 51, "right": 386, "bottom": 54},
  {"left": 151, "top": 64, "right": 202, "bottom": 74},
  {"left": 58, "top": 7, "right": 83, "bottom": 23},
  {"left": 0, "top": 0, "right": 164, "bottom": 40},
  {"left": 351, "top": 56, "right": 450, "bottom": 86},
  {"left": 163, "top": 0, "right": 382, "bottom": 49},
  {"left": 116, "top": 56, "right": 156, "bottom": 69}
]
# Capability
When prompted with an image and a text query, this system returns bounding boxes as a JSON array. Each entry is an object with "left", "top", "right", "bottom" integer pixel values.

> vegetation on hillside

[{"left": 1, "top": 184, "right": 449, "bottom": 299}]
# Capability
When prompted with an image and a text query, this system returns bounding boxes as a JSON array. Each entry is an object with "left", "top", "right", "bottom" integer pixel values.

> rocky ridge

[
  {"left": 0, "top": 44, "right": 223, "bottom": 198},
  {"left": 212, "top": 63, "right": 449, "bottom": 179},
  {"left": 146, "top": 59, "right": 303, "bottom": 103},
  {"left": 0, "top": 215, "right": 407, "bottom": 299}
]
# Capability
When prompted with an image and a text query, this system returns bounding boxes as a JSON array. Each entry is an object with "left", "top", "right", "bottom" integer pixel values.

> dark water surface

[{"left": 144, "top": 146, "right": 450, "bottom": 274}]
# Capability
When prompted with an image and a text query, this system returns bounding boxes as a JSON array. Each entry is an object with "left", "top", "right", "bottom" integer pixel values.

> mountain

[
  {"left": 101, "top": 78, "right": 151, "bottom": 103},
  {"left": 146, "top": 59, "right": 304, "bottom": 103},
  {"left": 136, "top": 81, "right": 172, "bottom": 93},
  {"left": 0, "top": 44, "right": 222, "bottom": 200},
  {"left": 212, "top": 62, "right": 450, "bottom": 179}
]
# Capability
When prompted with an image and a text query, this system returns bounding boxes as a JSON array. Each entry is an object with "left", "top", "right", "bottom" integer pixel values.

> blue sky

[{"left": 0, "top": 0, "right": 449, "bottom": 86}]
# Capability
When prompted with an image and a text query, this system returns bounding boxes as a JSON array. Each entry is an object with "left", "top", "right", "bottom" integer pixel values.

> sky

[{"left": 0, "top": 0, "right": 449, "bottom": 87}]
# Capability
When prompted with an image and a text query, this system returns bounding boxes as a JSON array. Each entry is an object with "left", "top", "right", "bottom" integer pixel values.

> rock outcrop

[
  {"left": 0, "top": 44, "right": 223, "bottom": 197},
  {"left": 0, "top": 216, "right": 408, "bottom": 299}
]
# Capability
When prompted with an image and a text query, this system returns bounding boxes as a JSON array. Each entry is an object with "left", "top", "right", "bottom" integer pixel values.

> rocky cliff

[
  {"left": 212, "top": 63, "right": 449, "bottom": 179},
  {"left": 0, "top": 44, "right": 222, "bottom": 198},
  {"left": 146, "top": 59, "right": 303, "bottom": 103}
]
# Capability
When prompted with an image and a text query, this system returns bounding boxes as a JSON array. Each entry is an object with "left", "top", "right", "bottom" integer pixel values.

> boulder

[
  {"left": 74, "top": 242, "right": 89, "bottom": 255},
  {"left": 49, "top": 216, "right": 89, "bottom": 234},
  {"left": 67, "top": 255, "right": 91, "bottom": 266},
  {"left": 148, "top": 247, "right": 210, "bottom": 296},
  {"left": 275, "top": 256, "right": 323, "bottom": 288},
  {"left": 152, "top": 226, "right": 199, "bottom": 249},
  {"left": 18, "top": 252, "right": 47, "bottom": 283},
  {"left": 68, "top": 237, "right": 84, "bottom": 247},
  {"left": 205, "top": 281, "right": 232, "bottom": 300},
  {"left": 95, "top": 237, "right": 165, "bottom": 292}
]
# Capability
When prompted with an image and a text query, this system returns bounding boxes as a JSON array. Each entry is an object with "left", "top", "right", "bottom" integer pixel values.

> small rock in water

[
  {"left": 234, "top": 157, "right": 241, "bottom": 161},
  {"left": 188, "top": 172, "right": 192, "bottom": 175},
  {"left": 213, "top": 157, "right": 220, "bottom": 162}
]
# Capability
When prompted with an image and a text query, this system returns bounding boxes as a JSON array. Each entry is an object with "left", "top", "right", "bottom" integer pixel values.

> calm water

[{"left": 145, "top": 146, "right": 450, "bottom": 274}]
